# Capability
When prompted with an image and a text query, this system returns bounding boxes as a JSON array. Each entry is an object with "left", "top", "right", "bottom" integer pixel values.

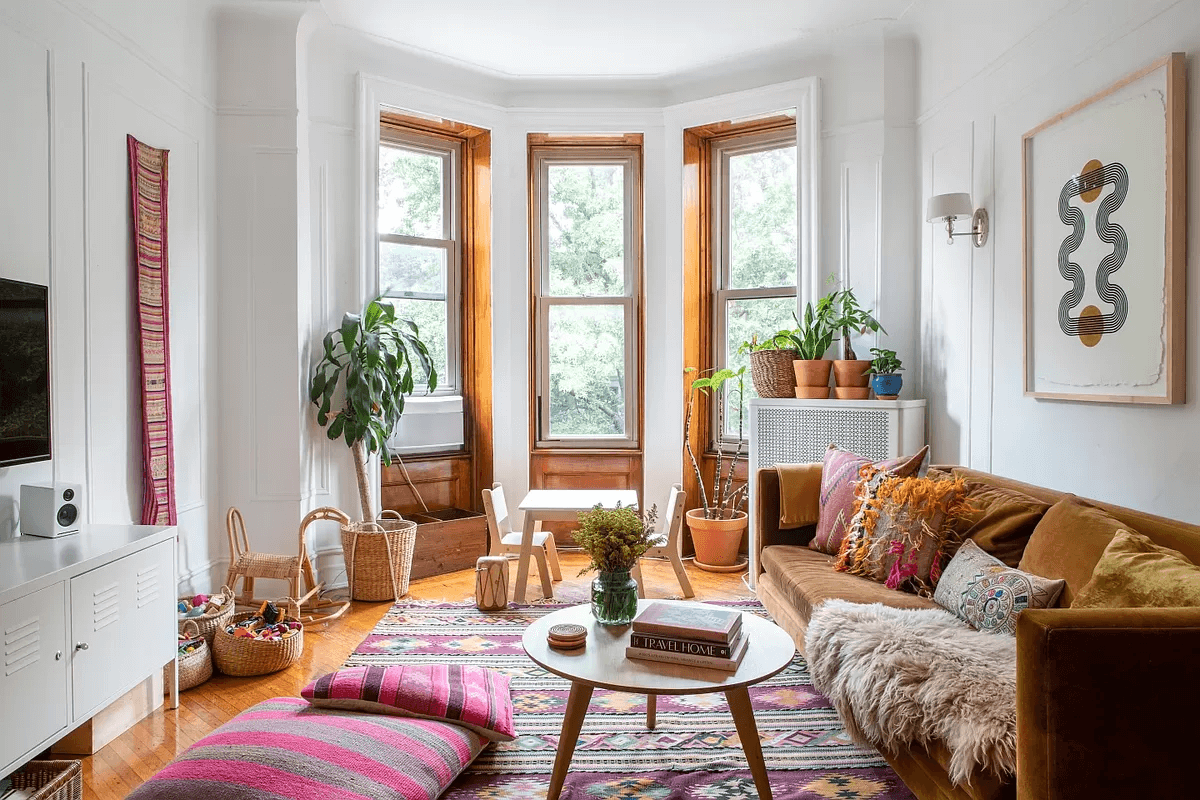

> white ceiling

[{"left": 319, "top": 0, "right": 915, "bottom": 78}]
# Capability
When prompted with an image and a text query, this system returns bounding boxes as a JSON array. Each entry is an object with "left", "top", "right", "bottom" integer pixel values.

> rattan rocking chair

[{"left": 225, "top": 506, "right": 352, "bottom": 625}]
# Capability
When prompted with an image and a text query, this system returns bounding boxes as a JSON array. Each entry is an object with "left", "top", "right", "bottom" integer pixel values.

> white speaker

[{"left": 20, "top": 482, "right": 84, "bottom": 538}]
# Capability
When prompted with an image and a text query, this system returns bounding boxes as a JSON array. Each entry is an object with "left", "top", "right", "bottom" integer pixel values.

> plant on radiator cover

[{"left": 309, "top": 296, "right": 437, "bottom": 521}]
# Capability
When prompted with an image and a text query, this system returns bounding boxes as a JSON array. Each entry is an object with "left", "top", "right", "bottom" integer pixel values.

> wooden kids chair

[
  {"left": 481, "top": 483, "right": 562, "bottom": 598},
  {"left": 631, "top": 484, "right": 694, "bottom": 598}
]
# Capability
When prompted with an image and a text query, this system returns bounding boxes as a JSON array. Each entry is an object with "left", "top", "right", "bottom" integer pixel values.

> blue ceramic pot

[{"left": 871, "top": 373, "right": 903, "bottom": 398}]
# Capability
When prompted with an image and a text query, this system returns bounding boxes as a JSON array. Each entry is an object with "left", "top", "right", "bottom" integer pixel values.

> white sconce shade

[{"left": 926, "top": 192, "right": 974, "bottom": 222}]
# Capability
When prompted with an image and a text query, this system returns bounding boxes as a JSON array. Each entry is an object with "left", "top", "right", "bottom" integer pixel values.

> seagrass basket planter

[
  {"left": 7, "top": 761, "right": 82, "bottom": 800},
  {"left": 212, "top": 604, "right": 303, "bottom": 677},
  {"left": 341, "top": 517, "right": 418, "bottom": 601},
  {"left": 749, "top": 349, "right": 798, "bottom": 398},
  {"left": 176, "top": 585, "right": 234, "bottom": 646},
  {"left": 169, "top": 619, "right": 213, "bottom": 691}
]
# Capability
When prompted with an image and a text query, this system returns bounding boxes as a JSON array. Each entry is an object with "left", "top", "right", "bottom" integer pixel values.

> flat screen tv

[{"left": 0, "top": 278, "right": 51, "bottom": 467}]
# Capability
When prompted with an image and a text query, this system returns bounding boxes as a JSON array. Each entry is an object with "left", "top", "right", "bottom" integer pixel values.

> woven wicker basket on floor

[
  {"left": 7, "top": 761, "right": 82, "bottom": 800},
  {"left": 749, "top": 349, "right": 799, "bottom": 398},
  {"left": 169, "top": 619, "right": 213, "bottom": 691},
  {"left": 341, "top": 518, "right": 417, "bottom": 601},
  {"left": 176, "top": 584, "right": 234, "bottom": 646},
  {"left": 212, "top": 603, "right": 303, "bottom": 677}
]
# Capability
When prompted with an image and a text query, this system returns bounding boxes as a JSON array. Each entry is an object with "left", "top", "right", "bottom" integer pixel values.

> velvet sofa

[{"left": 754, "top": 464, "right": 1200, "bottom": 800}]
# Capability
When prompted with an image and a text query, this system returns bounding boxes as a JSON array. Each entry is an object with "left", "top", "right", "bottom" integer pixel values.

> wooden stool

[{"left": 475, "top": 556, "right": 509, "bottom": 612}]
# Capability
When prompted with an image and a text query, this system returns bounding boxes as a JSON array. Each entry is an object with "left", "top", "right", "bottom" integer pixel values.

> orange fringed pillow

[{"left": 835, "top": 471, "right": 972, "bottom": 596}]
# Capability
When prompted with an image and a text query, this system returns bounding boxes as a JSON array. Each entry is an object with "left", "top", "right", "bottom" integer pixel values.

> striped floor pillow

[{"left": 127, "top": 697, "right": 487, "bottom": 800}]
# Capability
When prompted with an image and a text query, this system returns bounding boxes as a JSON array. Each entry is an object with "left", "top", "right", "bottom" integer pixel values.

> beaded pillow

[
  {"left": 302, "top": 664, "right": 516, "bottom": 742},
  {"left": 127, "top": 697, "right": 487, "bottom": 800},
  {"left": 811, "top": 444, "right": 930, "bottom": 555},
  {"left": 934, "top": 540, "right": 1066, "bottom": 635}
]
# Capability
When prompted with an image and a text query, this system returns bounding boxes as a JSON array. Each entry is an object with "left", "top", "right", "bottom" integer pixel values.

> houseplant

[
  {"left": 683, "top": 366, "right": 750, "bottom": 569},
  {"left": 309, "top": 295, "right": 437, "bottom": 520},
  {"left": 832, "top": 289, "right": 886, "bottom": 400},
  {"left": 866, "top": 347, "right": 905, "bottom": 399},
  {"left": 575, "top": 503, "right": 658, "bottom": 625},
  {"left": 737, "top": 331, "right": 797, "bottom": 398},
  {"left": 785, "top": 295, "right": 838, "bottom": 399}
]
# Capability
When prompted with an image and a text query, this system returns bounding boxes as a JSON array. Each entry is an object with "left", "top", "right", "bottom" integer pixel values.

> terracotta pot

[
  {"left": 832, "top": 386, "right": 870, "bottom": 400},
  {"left": 686, "top": 508, "right": 748, "bottom": 569},
  {"left": 792, "top": 359, "right": 832, "bottom": 391},
  {"left": 832, "top": 359, "right": 871, "bottom": 388},
  {"left": 794, "top": 386, "right": 831, "bottom": 399}
]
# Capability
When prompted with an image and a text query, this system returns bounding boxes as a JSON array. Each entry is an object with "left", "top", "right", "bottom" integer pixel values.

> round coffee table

[{"left": 522, "top": 599, "right": 795, "bottom": 800}]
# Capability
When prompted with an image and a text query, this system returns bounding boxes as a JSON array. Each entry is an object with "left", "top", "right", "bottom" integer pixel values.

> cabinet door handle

[
  {"left": 55, "top": 651, "right": 63, "bottom": 661},
  {"left": 75, "top": 642, "right": 89, "bottom": 651}
]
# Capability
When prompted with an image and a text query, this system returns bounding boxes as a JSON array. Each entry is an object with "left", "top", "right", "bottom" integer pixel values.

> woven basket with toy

[
  {"left": 213, "top": 600, "right": 304, "bottom": 677},
  {"left": 176, "top": 586, "right": 234, "bottom": 646},
  {"left": 169, "top": 619, "right": 213, "bottom": 691}
]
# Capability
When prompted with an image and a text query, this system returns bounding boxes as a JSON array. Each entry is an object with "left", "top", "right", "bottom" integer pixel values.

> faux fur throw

[{"left": 805, "top": 600, "right": 1017, "bottom": 784}]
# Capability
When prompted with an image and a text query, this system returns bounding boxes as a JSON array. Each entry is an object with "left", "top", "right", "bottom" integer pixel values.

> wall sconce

[{"left": 926, "top": 192, "right": 988, "bottom": 247}]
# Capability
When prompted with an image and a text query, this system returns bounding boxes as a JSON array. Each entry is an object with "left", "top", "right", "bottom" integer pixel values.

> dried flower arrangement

[{"left": 574, "top": 503, "right": 658, "bottom": 576}]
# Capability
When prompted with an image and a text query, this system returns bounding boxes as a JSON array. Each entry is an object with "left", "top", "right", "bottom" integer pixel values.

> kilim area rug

[
  {"left": 345, "top": 601, "right": 916, "bottom": 800},
  {"left": 127, "top": 135, "right": 177, "bottom": 526}
]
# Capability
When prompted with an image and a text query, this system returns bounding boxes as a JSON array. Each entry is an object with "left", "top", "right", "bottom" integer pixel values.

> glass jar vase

[{"left": 591, "top": 569, "right": 639, "bottom": 626}]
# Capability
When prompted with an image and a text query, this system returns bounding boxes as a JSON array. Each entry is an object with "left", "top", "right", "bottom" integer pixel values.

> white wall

[
  {"left": 911, "top": 0, "right": 1200, "bottom": 521},
  {"left": 0, "top": 1, "right": 219, "bottom": 588}
]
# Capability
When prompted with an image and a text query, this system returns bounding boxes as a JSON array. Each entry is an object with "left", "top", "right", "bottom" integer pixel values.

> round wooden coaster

[
  {"left": 548, "top": 639, "right": 586, "bottom": 652},
  {"left": 549, "top": 623, "right": 586, "bottom": 639}
]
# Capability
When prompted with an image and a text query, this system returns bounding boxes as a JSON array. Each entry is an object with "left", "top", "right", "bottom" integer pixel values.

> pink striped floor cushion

[
  {"left": 301, "top": 664, "right": 515, "bottom": 742},
  {"left": 126, "top": 697, "right": 487, "bottom": 800}
]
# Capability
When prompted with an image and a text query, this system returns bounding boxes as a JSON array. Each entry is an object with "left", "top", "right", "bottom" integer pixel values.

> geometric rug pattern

[{"left": 346, "top": 601, "right": 915, "bottom": 799}]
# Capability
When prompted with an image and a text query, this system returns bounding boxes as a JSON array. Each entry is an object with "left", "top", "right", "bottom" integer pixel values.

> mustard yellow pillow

[{"left": 1072, "top": 530, "right": 1200, "bottom": 609}]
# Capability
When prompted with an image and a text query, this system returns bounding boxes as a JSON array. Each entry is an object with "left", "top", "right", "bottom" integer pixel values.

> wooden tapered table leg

[
  {"left": 513, "top": 512, "right": 538, "bottom": 604},
  {"left": 547, "top": 681, "right": 593, "bottom": 800},
  {"left": 725, "top": 685, "right": 772, "bottom": 800},
  {"left": 646, "top": 694, "right": 656, "bottom": 729}
]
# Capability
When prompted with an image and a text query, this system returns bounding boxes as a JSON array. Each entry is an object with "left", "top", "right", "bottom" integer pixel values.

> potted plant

[
  {"left": 865, "top": 347, "right": 905, "bottom": 399},
  {"left": 831, "top": 289, "right": 886, "bottom": 400},
  {"left": 736, "top": 331, "right": 797, "bottom": 398},
  {"left": 309, "top": 296, "right": 437, "bottom": 521},
  {"left": 683, "top": 367, "right": 750, "bottom": 569},
  {"left": 784, "top": 295, "right": 838, "bottom": 399},
  {"left": 575, "top": 503, "right": 658, "bottom": 625}
]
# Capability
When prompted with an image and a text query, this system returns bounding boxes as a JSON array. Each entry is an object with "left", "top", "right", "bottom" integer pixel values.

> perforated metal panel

[{"left": 754, "top": 406, "right": 891, "bottom": 469}]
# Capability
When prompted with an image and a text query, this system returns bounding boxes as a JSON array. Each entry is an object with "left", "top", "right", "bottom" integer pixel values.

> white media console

[{"left": 0, "top": 524, "right": 178, "bottom": 777}]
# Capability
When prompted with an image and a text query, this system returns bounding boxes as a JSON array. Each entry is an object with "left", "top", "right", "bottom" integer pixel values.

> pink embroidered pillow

[
  {"left": 302, "top": 664, "right": 516, "bottom": 742},
  {"left": 811, "top": 444, "right": 930, "bottom": 555}
]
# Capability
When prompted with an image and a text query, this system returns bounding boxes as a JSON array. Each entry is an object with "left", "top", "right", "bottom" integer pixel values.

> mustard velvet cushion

[
  {"left": 1072, "top": 530, "right": 1200, "bottom": 609},
  {"left": 1018, "top": 496, "right": 1126, "bottom": 607},
  {"left": 947, "top": 482, "right": 1051, "bottom": 567}
]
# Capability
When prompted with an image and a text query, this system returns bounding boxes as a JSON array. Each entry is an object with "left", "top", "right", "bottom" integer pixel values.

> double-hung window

[
  {"left": 712, "top": 130, "right": 797, "bottom": 446},
  {"left": 531, "top": 144, "right": 642, "bottom": 449},
  {"left": 377, "top": 129, "right": 461, "bottom": 394}
]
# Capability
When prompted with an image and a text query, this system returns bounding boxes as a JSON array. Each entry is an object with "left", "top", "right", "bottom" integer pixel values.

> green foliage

[
  {"left": 866, "top": 347, "right": 905, "bottom": 375},
  {"left": 783, "top": 295, "right": 838, "bottom": 360},
  {"left": 832, "top": 287, "right": 885, "bottom": 360},
  {"left": 309, "top": 296, "right": 437, "bottom": 464},
  {"left": 574, "top": 503, "right": 658, "bottom": 575},
  {"left": 735, "top": 330, "right": 797, "bottom": 356},
  {"left": 683, "top": 367, "right": 750, "bottom": 518}
]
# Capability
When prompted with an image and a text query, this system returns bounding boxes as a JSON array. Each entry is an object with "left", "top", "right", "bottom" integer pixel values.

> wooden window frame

[{"left": 528, "top": 136, "right": 645, "bottom": 452}]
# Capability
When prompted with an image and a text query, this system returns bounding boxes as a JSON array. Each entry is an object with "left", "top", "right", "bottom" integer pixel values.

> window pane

[
  {"left": 724, "top": 295, "right": 797, "bottom": 438},
  {"left": 378, "top": 145, "right": 444, "bottom": 238},
  {"left": 547, "top": 304, "right": 625, "bottom": 437},
  {"left": 380, "top": 242, "right": 446, "bottom": 296},
  {"left": 728, "top": 145, "right": 797, "bottom": 289},
  {"left": 389, "top": 297, "right": 448, "bottom": 387},
  {"left": 547, "top": 165, "right": 625, "bottom": 296}
]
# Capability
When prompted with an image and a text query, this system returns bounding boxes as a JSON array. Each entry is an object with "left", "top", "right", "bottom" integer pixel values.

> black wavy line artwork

[{"left": 1057, "top": 161, "right": 1128, "bottom": 339}]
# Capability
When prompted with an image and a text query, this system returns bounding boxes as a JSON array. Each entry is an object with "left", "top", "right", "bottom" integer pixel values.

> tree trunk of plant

[
  {"left": 351, "top": 438, "right": 374, "bottom": 522},
  {"left": 842, "top": 326, "right": 857, "bottom": 360}
]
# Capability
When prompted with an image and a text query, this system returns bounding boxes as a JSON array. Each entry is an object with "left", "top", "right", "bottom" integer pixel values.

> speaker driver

[{"left": 58, "top": 504, "right": 78, "bottom": 528}]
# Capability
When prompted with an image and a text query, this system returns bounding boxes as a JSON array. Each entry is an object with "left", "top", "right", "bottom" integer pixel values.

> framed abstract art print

[{"left": 1022, "top": 52, "right": 1186, "bottom": 404}]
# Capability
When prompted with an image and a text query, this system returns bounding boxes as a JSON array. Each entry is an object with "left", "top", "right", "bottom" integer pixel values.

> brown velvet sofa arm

[
  {"left": 754, "top": 467, "right": 818, "bottom": 576},
  {"left": 1015, "top": 606, "right": 1200, "bottom": 800}
]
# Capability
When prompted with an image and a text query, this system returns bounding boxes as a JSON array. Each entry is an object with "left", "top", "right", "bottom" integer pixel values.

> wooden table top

[
  {"left": 518, "top": 489, "right": 640, "bottom": 512},
  {"left": 521, "top": 600, "right": 795, "bottom": 695}
]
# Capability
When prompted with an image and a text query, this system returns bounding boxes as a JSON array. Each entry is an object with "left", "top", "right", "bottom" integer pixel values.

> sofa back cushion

[
  {"left": 949, "top": 482, "right": 1051, "bottom": 567},
  {"left": 1072, "top": 530, "right": 1200, "bottom": 609},
  {"left": 1018, "top": 497, "right": 1127, "bottom": 606}
]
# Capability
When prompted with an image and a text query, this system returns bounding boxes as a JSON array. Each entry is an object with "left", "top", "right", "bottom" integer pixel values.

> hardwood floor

[{"left": 76, "top": 552, "right": 750, "bottom": 799}]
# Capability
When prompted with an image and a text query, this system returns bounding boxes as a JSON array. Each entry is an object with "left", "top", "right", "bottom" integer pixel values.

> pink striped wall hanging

[{"left": 128, "top": 135, "right": 177, "bottom": 526}]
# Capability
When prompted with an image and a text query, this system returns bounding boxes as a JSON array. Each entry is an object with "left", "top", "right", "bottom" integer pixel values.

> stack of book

[{"left": 625, "top": 602, "right": 747, "bottom": 671}]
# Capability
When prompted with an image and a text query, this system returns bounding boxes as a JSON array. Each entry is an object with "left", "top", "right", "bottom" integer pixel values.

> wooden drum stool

[{"left": 475, "top": 556, "right": 509, "bottom": 612}]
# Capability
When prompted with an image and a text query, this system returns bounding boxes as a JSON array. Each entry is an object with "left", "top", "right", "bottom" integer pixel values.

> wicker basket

[
  {"left": 177, "top": 585, "right": 234, "bottom": 646},
  {"left": 167, "top": 620, "right": 213, "bottom": 691},
  {"left": 212, "top": 602, "right": 303, "bottom": 677},
  {"left": 341, "top": 518, "right": 418, "bottom": 601},
  {"left": 749, "top": 349, "right": 799, "bottom": 398},
  {"left": 7, "top": 761, "right": 82, "bottom": 800}
]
